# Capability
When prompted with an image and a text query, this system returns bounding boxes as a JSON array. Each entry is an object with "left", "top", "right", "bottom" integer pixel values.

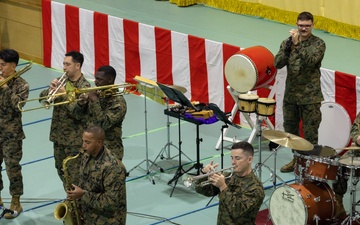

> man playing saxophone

[
  {"left": 66, "top": 126, "right": 127, "bottom": 225},
  {"left": 40, "top": 51, "right": 91, "bottom": 187},
  {"left": 0, "top": 49, "right": 30, "bottom": 219},
  {"left": 195, "top": 141, "right": 264, "bottom": 225},
  {"left": 71, "top": 65, "right": 127, "bottom": 161}
]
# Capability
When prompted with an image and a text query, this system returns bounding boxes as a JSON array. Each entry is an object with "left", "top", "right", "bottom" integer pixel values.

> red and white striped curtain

[{"left": 42, "top": 0, "right": 360, "bottom": 134}]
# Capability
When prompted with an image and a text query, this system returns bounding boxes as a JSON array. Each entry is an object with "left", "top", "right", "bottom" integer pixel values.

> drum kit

[{"left": 260, "top": 130, "right": 360, "bottom": 225}]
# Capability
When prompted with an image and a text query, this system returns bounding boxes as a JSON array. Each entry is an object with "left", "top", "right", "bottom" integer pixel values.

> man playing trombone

[
  {"left": 0, "top": 49, "right": 30, "bottom": 219},
  {"left": 71, "top": 65, "right": 127, "bottom": 161},
  {"left": 195, "top": 141, "right": 265, "bottom": 225},
  {"left": 40, "top": 51, "right": 91, "bottom": 187}
]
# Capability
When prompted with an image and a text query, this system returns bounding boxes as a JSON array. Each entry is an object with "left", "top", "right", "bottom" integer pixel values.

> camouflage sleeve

[
  {"left": 81, "top": 162, "right": 126, "bottom": 213},
  {"left": 218, "top": 178, "right": 264, "bottom": 221},
  {"left": 351, "top": 112, "right": 360, "bottom": 145},
  {"left": 298, "top": 38, "right": 326, "bottom": 68},
  {"left": 2, "top": 78, "right": 30, "bottom": 111},
  {"left": 194, "top": 177, "right": 220, "bottom": 197},
  {"left": 274, "top": 39, "right": 289, "bottom": 69},
  {"left": 88, "top": 96, "right": 126, "bottom": 130}
]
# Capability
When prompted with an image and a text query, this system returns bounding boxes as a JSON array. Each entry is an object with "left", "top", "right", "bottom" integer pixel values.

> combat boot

[
  {"left": 280, "top": 158, "right": 295, "bottom": 173},
  {"left": 4, "top": 195, "right": 22, "bottom": 219},
  {"left": 334, "top": 194, "right": 347, "bottom": 220}
]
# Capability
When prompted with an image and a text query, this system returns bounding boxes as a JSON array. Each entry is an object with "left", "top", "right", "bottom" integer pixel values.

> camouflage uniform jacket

[
  {"left": 87, "top": 95, "right": 127, "bottom": 154},
  {"left": 195, "top": 171, "right": 265, "bottom": 225},
  {"left": 79, "top": 147, "right": 127, "bottom": 225},
  {"left": 274, "top": 34, "right": 326, "bottom": 105},
  {"left": 0, "top": 76, "right": 29, "bottom": 141},
  {"left": 40, "top": 75, "right": 91, "bottom": 145}
]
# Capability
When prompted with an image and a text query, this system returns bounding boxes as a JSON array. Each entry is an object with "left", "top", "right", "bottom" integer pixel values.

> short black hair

[
  {"left": 0, "top": 49, "right": 19, "bottom": 65},
  {"left": 297, "top": 11, "right": 314, "bottom": 22},
  {"left": 231, "top": 141, "right": 254, "bottom": 156},
  {"left": 84, "top": 125, "right": 105, "bottom": 141},
  {"left": 65, "top": 51, "right": 84, "bottom": 67},
  {"left": 97, "top": 65, "right": 117, "bottom": 80}
]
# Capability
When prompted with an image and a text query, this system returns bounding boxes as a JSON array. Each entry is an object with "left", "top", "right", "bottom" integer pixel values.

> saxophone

[{"left": 54, "top": 154, "right": 82, "bottom": 225}]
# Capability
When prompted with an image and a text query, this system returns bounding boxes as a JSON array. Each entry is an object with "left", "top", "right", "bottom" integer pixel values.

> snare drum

[
  {"left": 339, "top": 155, "right": 360, "bottom": 178},
  {"left": 238, "top": 93, "right": 259, "bottom": 113},
  {"left": 269, "top": 181, "right": 336, "bottom": 225},
  {"left": 305, "top": 146, "right": 339, "bottom": 182},
  {"left": 256, "top": 98, "right": 276, "bottom": 116},
  {"left": 225, "top": 46, "right": 277, "bottom": 93}
]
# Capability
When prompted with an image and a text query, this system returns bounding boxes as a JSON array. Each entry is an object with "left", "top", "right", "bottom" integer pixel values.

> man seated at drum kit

[{"left": 332, "top": 112, "right": 360, "bottom": 221}]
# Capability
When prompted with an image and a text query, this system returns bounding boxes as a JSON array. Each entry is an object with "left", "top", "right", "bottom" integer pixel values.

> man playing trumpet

[
  {"left": 40, "top": 51, "right": 91, "bottom": 187},
  {"left": 195, "top": 141, "right": 264, "bottom": 225}
]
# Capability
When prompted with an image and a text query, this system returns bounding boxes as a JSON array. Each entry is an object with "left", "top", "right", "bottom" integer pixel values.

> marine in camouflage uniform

[
  {"left": 274, "top": 12, "right": 326, "bottom": 173},
  {"left": 72, "top": 65, "right": 127, "bottom": 160},
  {"left": 0, "top": 49, "right": 30, "bottom": 218},
  {"left": 40, "top": 51, "right": 91, "bottom": 187},
  {"left": 332, "top": 112, "right": 360, "bottom": 219},
  {"left": 195, "top": 142, "right": 264, "bottom": 225},
  {"left": 67, "top": 126, "right": 127, "bottom": 225}
]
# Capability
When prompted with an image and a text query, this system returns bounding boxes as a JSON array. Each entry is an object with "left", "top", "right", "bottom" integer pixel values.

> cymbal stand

[
  {"left": 126, "top": 84, "right": 162, "bottom": 184},
  {"left": 151, "top": 97, "right": 192, "bottom": 170},
  {"left": 342, "top": 153, "right": 360, "bottom": 225}
]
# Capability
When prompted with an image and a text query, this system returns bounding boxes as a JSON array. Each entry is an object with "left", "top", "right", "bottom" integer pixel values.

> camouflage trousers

[
  {"left": 0, "top": 139, "right": 23, "bottom": 196},
  {"left": 283, "top": 101, "right": 322, "bottom": 145},
  {"left": 53, "top": 142, "right": 82, "bottom": 189}
]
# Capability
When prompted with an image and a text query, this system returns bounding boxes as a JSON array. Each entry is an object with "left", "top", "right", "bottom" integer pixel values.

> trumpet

[
  {"left": 0, "top": 62, "right": 32, "bottom": 87},
  {"left": 183, "top": 166, "right": 234, "bottom": 187},
  {"left": 18, "top": 83, "right": 137, "bottom": 112},
  {"left": 41, "top": 72, "right": 68, "bottom": 109}
]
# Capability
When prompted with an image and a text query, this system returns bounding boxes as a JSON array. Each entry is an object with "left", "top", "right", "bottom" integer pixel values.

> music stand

[
  {"left": 157, "top": 82, "right": 200, "bottom": 197},
  {"left": 207, "top": 103, "right": 240, "bottom": 169}
]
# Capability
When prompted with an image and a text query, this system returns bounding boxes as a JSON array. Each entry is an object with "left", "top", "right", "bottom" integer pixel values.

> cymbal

[
  {"left": 339, "top": 156, "right": 360, "bottom": 166},
  {"left": 262, "top": 130, "right": 314, "bottom": 151},
  {"left": 336, "top": 145, "right": 360, "bottom": 151},
  {"left": 165, "top": 85, "right": 187, "bottom": 94}
]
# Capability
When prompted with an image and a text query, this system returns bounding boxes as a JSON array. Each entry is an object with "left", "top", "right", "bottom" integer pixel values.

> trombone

[
  {"left": 183, "top": 166, "right": 234, "bottom": 187},
  {"left": 0, "top": 62, "right": 32, "bottom": 87},
  {"left": 18, "top": 83, "right": 137, "bottom": 112}
]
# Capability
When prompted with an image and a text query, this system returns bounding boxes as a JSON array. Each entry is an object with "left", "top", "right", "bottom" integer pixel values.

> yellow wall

[{"left": 0, "top": 0, "right": 42, "bottom": 63}]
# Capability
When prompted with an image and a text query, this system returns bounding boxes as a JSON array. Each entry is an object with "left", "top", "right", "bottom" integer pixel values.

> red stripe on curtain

[
  {"left": 155, "top": 27, "right": 173, "bottom": 85},
  {"left": 42, "top": 0, "right": 52, "bottom": 67},
  {"left": 188, "top": 35, "right": 208, "bottom": 103},
  {"left": 123, "top": 19, "right": 140, "bottom": 83},
  {"left": 94, "top": 12, "right": 109, "bottom": 73},
  {"left": 65, "top": 5, "right": 80, "bottom": 53},
  {"left": 222, "top": 44, "right": 240, "bottom": 123},
  {"left": 335, "top": 71, "right": 357, "bottom": 122}
]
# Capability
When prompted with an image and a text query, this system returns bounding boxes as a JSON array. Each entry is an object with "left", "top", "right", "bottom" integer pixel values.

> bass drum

[
  {"left": 318, "top": 102, "right": 351, "bottom": 154},
  {"left": 225, "top": 46, "right": 277, "bottom": 93},
  {"left": 269, "top": 181, "right": 335, "bottom": 225}
]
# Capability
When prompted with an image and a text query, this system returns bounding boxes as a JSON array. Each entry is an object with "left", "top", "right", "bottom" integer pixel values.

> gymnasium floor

[{"left": 2, "top": 0, "right": 360, "bottom": 224}]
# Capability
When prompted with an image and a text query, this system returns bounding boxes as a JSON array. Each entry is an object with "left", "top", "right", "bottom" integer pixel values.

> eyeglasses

[{"left": 297, "top": 24, "right": 313, "bottom": 29}]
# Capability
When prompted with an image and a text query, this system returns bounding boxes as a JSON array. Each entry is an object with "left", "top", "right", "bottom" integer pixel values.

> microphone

[{"left": 0, "top": 207, "right": 18, "bottom": 217}]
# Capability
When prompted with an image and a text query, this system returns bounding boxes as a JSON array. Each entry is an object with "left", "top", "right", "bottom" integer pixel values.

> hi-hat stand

[{"left": 127, "top": 76, "right": 162, "bottom": 184}]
